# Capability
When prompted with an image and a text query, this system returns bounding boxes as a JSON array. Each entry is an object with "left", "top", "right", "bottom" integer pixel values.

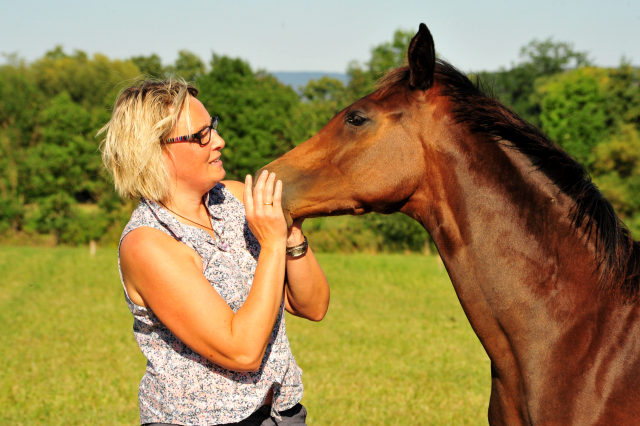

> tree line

[{"left": 0, "top": 30, "right": 639, "bottom": 251}]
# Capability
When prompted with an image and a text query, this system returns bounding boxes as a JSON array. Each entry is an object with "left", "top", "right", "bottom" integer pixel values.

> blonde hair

[{"left": 99, "top": 78, "right": 198, "bottom": 201}]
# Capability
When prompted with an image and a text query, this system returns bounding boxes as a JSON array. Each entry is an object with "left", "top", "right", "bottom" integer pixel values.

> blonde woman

[{"left": 100, "top": 80, "right": 329, "bottom": 426}]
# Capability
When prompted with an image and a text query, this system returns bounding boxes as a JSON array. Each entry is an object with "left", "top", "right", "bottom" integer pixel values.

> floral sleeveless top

[{"left": 118, "top": 183, "right": 303, "bottom": 425}]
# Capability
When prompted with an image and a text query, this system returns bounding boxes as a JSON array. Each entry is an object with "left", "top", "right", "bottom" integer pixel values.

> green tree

[
  {"left": 32, "top": 47, "right": 140, "bottom": 108},
  {"left": 0, "top": 57, "right": 43, "bottom": 144},
  {"left": 130, "top": 53, "right": 165, "bottom": 79},
  {"left": 592, "top": 124, "right": 640, "bottom": 235},
  {"left": 364, "top": 213, "right": 431, "bottom": 253},
  {"left": 2, "top": 34, "right": 636, "bottom": 250},
  {"left": 478, "top": 38, "right": 590, "bottom": 125},
  {"left": 0, "top": 48, "right": 144, "bottom": 243},
  {"left": 196, "top": 55, "right": 302, "bottom": 179},
  {"left": 603, "top": 61, "right": 640, "bottom": 128},
  {"left": 297, "top": 76, "right": 347, "bottom": 139},
  {"left": 0, "top": 59, "right": 43, "bottom": 231},
  {"left": 533, "top": 61, "right": 640, "bottom": 236},
  {"left": 537, "top": 67, "right": 608, "bottom": 165},
  {"left": 16, "top": 91, "right": 112, "bottom": 243},
  {"left": 368, "top": 29, "right": 414, "bottom": 76},
  {"left": 297, "top": 28, "right": 414, "bottom": 139},
  {"left": 168, "top": 50, "right": 206, "bottom": 82},
  {"left": 21, "top": 92, "right": 98, "bottom": 201},
  {"left": 343, "top": 29, "right": 414, "bottom": 102}
]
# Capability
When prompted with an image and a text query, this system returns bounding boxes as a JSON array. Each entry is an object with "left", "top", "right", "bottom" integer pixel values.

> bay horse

[{"left": 259, "top": 24, "right": 640, "bottom": 425}]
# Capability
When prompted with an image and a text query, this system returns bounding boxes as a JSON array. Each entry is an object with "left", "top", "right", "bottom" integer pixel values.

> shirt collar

[
  {"left": 203, "top": 190, "right": 223, "bottom": 220},
  {"left": 143, "top": 188, "right": 227, "bottom": 249},
  {"left": 143, "top": 198, "right": 185, "bottom": 240}
]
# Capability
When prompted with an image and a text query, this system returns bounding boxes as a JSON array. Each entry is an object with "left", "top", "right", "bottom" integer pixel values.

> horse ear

[{"left": 408, "top": 23, "right": 436, "bottom": 90}]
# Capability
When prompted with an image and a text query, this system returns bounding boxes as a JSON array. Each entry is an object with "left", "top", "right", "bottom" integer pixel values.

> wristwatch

[{"left": 286, "top": 236, "right": 308, "bottom": 258}]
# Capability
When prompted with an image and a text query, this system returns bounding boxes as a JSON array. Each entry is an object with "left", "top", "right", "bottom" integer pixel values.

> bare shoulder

[
  {"left": 121, "top": 226, "right": 175, "bottom": 254},
  {"left": 120, "top": 226, "right": 203, "bottom": 307},
  {"left": 120, "top": 226, "right": 198, "bottom": 269},
  {"left": 220, "top": 180, "right": 245, "bottom": 205}
]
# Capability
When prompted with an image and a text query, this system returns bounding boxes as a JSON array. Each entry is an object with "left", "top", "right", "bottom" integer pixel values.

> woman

[{"left": 100, "top": 79, "right": 330, "bottom": 425}]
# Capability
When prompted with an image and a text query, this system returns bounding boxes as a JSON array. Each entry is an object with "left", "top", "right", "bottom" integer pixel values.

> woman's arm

[
  {"left": 120, "top": 172, "right": 287, "bottom": 373},
  {"left": 283, "top": 221, "right": 330, "bottom": 321},
  {"left": 222, "top": 180, "right": 330, "bottom": 322},
  {"left": 222, "top": 181, "right": 329, "bottom": 321}
]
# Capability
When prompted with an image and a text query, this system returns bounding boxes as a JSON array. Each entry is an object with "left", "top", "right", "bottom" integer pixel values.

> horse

[{"left": 258, "top": 23, "right": 640, "bottom": 426}]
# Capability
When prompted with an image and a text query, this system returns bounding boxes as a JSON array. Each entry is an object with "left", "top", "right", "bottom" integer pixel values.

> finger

[
  {"left": 254, "top": 169, "right": 268, "bottom": 212},
  {"left": 263, "top": 172, "right": 276, "bottom": 206},
  {"left": 243, "top": 175, "right": 254, "bottom": 216},
  {"left": 272, "top": 179, "right": 283, "bottom": 215}
]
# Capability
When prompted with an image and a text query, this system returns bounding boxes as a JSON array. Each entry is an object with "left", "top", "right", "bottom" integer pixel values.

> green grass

[{"left": 0, "top": 247, "right": 490, "bottom": 425}]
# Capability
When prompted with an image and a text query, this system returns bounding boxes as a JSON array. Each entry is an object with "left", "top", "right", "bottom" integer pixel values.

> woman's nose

[{"left": 211, "top": 132, "right": 225, "bottom": 150}]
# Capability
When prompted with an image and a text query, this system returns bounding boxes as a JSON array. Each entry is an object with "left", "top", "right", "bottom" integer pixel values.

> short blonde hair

[{"left": 99, "top": 78, "right": 199, "bottom": 201}]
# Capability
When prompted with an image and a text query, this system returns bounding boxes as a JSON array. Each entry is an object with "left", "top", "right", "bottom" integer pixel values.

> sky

[{"left": 2, "top": 0, "right": 639, "bottom": 74}]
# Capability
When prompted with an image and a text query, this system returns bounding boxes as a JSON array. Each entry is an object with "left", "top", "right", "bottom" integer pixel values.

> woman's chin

[{"left": 212, "top": 168, "right": 226, "bottom": 184}]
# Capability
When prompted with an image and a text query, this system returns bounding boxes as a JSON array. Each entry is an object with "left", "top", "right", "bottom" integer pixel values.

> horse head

[{"left": 258, "top": 24, "right": 442, "bottom": 227}]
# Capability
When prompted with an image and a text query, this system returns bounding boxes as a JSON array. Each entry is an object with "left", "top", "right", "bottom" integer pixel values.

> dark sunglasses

[{"left": 165, "top": 116, "right": 218, "bottom": 146}]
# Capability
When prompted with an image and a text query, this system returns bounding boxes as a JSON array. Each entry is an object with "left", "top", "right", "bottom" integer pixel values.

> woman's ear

[{"left": 408, "top": 23, "right": 436, "bottom": 91}]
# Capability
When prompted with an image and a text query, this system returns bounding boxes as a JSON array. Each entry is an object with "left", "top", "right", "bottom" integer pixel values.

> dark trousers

[{"left": 146, "top": 403, "right": 307, "bottom": 426}]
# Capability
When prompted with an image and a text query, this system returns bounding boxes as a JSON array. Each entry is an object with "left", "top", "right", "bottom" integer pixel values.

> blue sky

[{"left": 2, "top": 0, "right": 639, "bottom": 73}]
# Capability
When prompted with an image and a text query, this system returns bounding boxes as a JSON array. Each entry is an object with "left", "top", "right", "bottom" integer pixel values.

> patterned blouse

[{"left": 118, "top": 183, "right": 303, "bottom": 425}]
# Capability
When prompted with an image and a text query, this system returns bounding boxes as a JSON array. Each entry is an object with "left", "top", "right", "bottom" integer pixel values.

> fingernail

[{"left": 262, "top": 170, "right": 268, "bottom": 176}]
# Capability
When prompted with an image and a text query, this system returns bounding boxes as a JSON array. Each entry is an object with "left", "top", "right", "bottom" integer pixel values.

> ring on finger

[{"left": 263, "top": 201, "right": 273, "bottom": 205}]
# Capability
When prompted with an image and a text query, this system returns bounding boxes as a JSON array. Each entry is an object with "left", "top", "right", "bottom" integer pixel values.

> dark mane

[{"left": 378, "top": 60, "right": 640, "bottom": 302}]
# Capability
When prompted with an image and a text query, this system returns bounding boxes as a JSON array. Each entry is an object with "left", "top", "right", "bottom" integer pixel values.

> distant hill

[{"left": 272, "top": 71, "right": 349, "bottom": 91}]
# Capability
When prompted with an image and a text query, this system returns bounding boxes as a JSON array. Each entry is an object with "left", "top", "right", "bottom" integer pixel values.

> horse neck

[{"left": 403, "top": 126, "right": 609, "bottom": 365}]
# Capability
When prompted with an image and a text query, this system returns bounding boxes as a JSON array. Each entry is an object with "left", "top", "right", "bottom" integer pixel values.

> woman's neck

[
  {"left": 159, "top": 187, "right": 215, "bottom": 234},
  {"left": 163, "top": 190, "right": 208, "bottom": 218}
]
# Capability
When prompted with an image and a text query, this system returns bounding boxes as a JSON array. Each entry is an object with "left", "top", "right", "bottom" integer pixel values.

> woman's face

[{"left": 163, "top": 97, "right": 226, "bottom": 196}]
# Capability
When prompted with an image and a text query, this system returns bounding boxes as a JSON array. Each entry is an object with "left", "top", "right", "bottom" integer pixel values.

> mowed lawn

[{"left": 0, "top": 246, "right": 490, "bottom": 425}]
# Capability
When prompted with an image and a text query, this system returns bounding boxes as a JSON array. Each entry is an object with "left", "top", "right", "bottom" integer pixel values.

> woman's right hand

[{"left": 244, "top": 170, "right": 288, "bottom": 251}]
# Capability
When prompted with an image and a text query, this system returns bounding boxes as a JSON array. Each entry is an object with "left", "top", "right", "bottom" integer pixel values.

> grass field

[{"left": 0, "top": 246, "right": 490, "bottom": 425}]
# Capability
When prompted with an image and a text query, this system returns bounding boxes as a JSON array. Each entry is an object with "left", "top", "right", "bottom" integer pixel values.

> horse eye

[{"left": 346, "top": 113, "right": 367, "bottom": 127}]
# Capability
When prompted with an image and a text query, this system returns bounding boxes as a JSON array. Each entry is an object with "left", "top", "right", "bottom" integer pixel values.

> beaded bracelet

[{"left": 286, "top": 236, "right": 308, "bottom": 258}]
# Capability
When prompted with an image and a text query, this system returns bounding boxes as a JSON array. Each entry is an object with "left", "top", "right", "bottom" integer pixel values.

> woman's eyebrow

[{"left": 196, "top": 117, "right": 213, "bottom": 133}]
